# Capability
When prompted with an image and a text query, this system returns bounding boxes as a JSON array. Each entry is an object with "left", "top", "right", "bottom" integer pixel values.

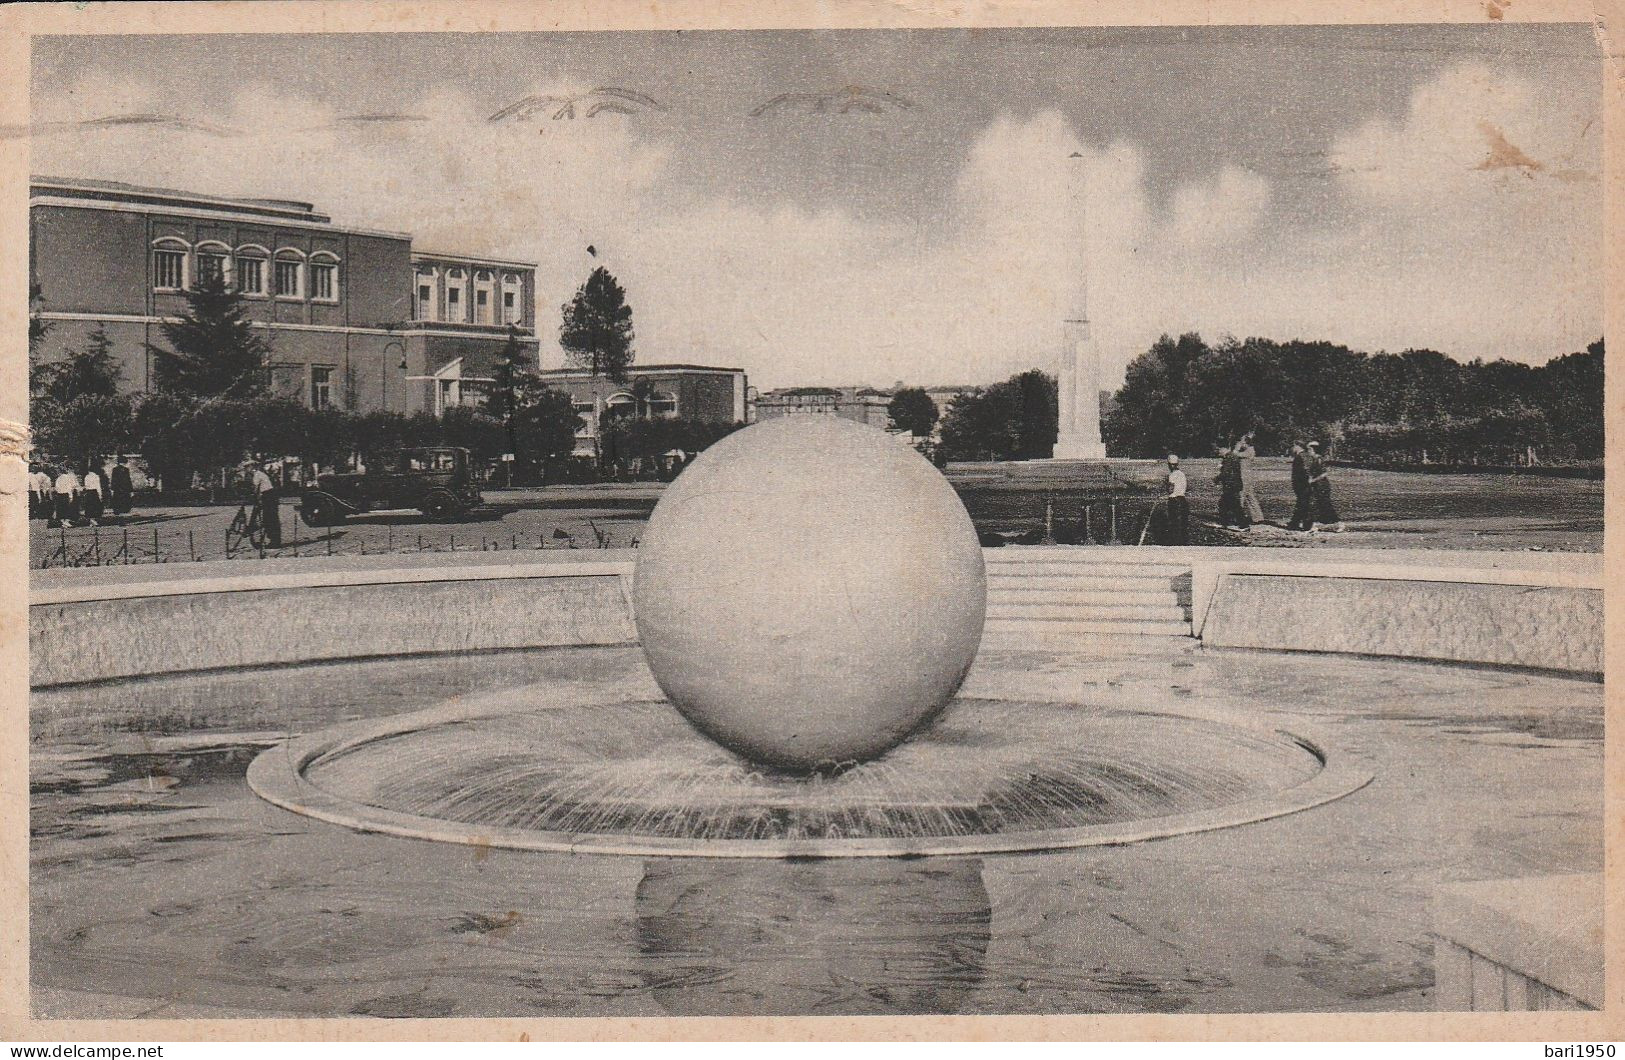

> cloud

[
  {"left": 28, "top": 64, "right": 1600, "bottom": 391},
  {"left": 1167, "top": 166, "right": 1270, "bottom": 247},
  {"left": 1330, "top": 62, "right": 1594, "bottom": 202}
]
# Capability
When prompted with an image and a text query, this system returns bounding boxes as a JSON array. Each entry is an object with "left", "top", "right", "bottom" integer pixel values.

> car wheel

[
  {"left": 301, "top": 496, "right": 345, "bottom": 527},
  {"left": 421, "top": 491, "right": 462, "bottom": 520}
]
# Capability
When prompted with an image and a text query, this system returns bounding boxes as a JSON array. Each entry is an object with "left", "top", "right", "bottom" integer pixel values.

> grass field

[{"left": 28, "top": 460, "right": 1601, "bottom": 568}]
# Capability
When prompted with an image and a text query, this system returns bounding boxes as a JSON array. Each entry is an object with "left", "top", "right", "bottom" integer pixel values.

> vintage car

[{"left": 298, "top": 447, "right": 484, "bottom": 526}]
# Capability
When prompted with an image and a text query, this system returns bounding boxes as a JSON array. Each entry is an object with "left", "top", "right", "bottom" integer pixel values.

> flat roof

[
  {"left": 33, "top": 175, "right": 326, "bottom": 222},
  {"left": 411, "top": 249, "right": 540, "bottom": 271},
  {"left": 31, "top": 174, "right": 414, "bottom": 241}
]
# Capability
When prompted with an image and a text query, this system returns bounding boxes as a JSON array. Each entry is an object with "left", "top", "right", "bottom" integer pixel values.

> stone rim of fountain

[{"left": 247, "top": 696, "right": 1373, "bottom": 860}]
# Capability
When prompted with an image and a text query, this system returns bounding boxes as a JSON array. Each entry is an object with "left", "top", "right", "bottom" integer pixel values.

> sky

[{"left": 28, "top": 26, "right": 1603, "bottom": 390}]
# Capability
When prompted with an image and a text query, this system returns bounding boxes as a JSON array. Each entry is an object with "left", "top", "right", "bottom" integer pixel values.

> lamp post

[
  {"left": 382, "top": 340, "right": 405, "bottom": 411},
  {"left": 495, "top": 324, "right": 521, "bottom": 486}
]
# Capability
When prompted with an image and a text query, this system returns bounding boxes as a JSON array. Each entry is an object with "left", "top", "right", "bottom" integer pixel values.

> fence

[{"left": 33, "top": 518, "right": 635, "bottom": 569}]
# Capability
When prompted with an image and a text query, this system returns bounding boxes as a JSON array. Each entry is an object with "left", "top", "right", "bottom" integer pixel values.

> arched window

[
  {"left": 234, "top": 243, "right": 269, "bottom": 296},
  {"left": 603, "top": 391, "right": 637, "bottom": 423},
  {"left": 649, "top": 390, "right": 678, "bottom": 419},
  {"left": 501, "top": 272, "right": 523, "bottom": 325},
  {"left": 473, "top": 269, "right": 495, "bottom": 325},
  {"left": 151, "top": 237, "right": 190, "bottom": 292},
  {"left": 194, "top": 240, "right": 232, "bottom": 289},
  {"left": 444, "top": 268, "right": 468, "bottom": 323},
  {"left": 273, "top": 248, "right": 306, "bottom": 300},
  {"left": 309, "top": 251, "right": 340, "bottom": 304},
  {"left": 415, "top": 265, "right": 438, "bottom": 321}
]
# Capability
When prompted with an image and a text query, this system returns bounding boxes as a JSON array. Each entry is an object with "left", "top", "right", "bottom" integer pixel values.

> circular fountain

[{"left": 248, "top": 417, "right": 1369, "bottom": 858}]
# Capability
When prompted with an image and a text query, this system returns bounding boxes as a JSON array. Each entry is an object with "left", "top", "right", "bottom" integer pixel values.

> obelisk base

[{"left": 1051, "top": 433, "right": 1107, "bottom": 460}]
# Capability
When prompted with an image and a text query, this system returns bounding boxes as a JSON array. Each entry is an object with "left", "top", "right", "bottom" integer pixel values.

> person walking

[
  {"left": 1287, "top": 443, "right": 1312, "bottom": 532},
  {"left": 1215, "top": 445, "right": 1249, "bottom": 530},
  {"left": 81, "top": 464, "right": 105, "bottom": 526},
  {"left": 250, "top": 462, "right": 282, "bottom": 548},
  {"left": 52, "top": 466, "right": 81, "bottom": 527},
  {"left": 1234, "top": 432, "right": 1265, "bottom": 525},
  {"left": 109, "top": 456, "right": 134, "bottom": 517},
  {"left": 1162, "top": 454, "right": 1189, "bottom": 545},
  {"left": 1305, "top": 441, "right": 1345, "bottom": 532}
]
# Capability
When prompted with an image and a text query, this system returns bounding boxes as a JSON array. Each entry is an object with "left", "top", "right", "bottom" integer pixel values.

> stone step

[
  {"left": 986, "top": 573, "right": 1180, "bottom": 592},
  {"left": 983, "top": 560, "right": 1189, "bottom": 579},
  {"left": 985, "top": 603, "right": 1189, "bottom": 622},
  {"left": 982, "top": 617, "right": 1192, "bottom": 637},
  {"left": 978, "top": 632, "right": 1199, "bottom": 655},
  {"left": 985, "top": 587, "right": 1177, "bottom": 607},
  {"left": 968, "top": 630, "right": 1202, "bottom": 653}
]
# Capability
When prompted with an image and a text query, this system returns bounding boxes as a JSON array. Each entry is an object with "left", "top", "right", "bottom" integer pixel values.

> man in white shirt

[
  {"left": 1164, "top": 454, "right": 1189, "bottom": 545},
  {"left": 249, "top": 463, "right": 282, "bottom": 548}
]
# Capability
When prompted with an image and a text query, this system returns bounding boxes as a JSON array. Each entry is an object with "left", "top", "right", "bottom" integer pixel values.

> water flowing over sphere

[{"left": 633, "top": 416, "right": 987, "bottom": 770}]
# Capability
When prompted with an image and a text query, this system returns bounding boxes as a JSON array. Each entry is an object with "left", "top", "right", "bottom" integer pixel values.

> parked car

[{"left": 298, "top": 447, "right": 484, "bottom": 526}]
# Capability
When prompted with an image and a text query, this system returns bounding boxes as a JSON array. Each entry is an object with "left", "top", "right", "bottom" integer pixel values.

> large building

[
  {"left": 750, "top": 386, "right": 894, "bottom": 429},
  {"left": 538, "top": 364, "right": 748, "bottom": 457},
  {"left": 29, "top": 176, "right": 539, "bottom": 415}
]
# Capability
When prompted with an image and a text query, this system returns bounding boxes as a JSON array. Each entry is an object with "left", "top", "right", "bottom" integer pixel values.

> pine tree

[
  {"left": 146, "top": 272, "right": 270, "bottom": 400},
  {"left": 559, "top": 266, "right": 635, "bottom": 382}
]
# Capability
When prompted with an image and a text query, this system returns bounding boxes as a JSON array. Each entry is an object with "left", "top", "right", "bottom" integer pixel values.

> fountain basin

[{"left": 248, "top": 689, "right": 1369, "bottom": 859}]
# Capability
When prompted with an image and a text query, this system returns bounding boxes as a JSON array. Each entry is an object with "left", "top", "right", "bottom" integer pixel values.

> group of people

[
  {"left": 1159, "top": 435, "right": 1344, "bottom": 544},
  {"left": 29, "top": 457, "right": 134, "bottom": 527}
]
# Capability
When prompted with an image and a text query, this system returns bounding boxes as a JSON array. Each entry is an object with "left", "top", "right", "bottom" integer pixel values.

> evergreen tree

[
  {"left": 559, "top": 266, "right": 635, "bottom": 382},
  {"left": 146, "top": 272, "right": 270, "bottom": 400},
  {"left": 36, "top": 325, "right": 123, "bottom": 405}
]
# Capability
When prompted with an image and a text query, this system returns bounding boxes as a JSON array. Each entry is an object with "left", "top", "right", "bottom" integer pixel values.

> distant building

[
  {"left": 536, "top": 364, "right": 748, "bottom": 457},
  {"left": 29, "top": 176, "right": 538, "bottom": 415},
  {"left": 751, "top": 386, "right": 894, "bottom": 429}
]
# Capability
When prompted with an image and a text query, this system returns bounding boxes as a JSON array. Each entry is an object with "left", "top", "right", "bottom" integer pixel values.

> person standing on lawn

[
  {"left": 1215, "top": 445, "right": 1249, "bottom": 531},
  {"left": 1234, "top": 432, "right": 1265, "bottom": 525},
  {"left": 1305, "top": 440, "right": 1345, "bottom": 533},
  {"left": 110, "top": 455, "right": 134, "bottom": 517},
  {"left": 1163, "top": 454, "right": 1189, "bottom": 545},
  {"left": 1287, "top": 442, "right": 1312, "bottom": 532}
]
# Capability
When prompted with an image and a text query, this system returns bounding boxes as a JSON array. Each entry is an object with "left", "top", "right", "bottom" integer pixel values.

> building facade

[
  {"left": 536, "top": 364, "right": 748, "bottom": 457},
  {"left": 750, "top": 386, "right": 894, "bottom": 429},
  {"left": 30, "top": 176, "right": 539, "bottom": 415}
]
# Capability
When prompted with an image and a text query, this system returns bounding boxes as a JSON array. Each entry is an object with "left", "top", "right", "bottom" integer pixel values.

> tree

[
  {"left": 938, "top": 370, "right": 1057, "bottom": 461},
  {"left": 30, "top": 325, "right": 133, "bottom": 469},
  {"left": 888, "top": 387, "right": 939, "bottom": 437},
  {"left": 512, "top": 384, "right": 585, "bottom": 481},
  {"left": 147, "top": 272, "right": 270, "bottom": 400},
  {"left": 35, "top": 325, "right": 123, "bottom": 405},
  {"left": 559, "top": 266, "right": 635, "bottom": 381}
]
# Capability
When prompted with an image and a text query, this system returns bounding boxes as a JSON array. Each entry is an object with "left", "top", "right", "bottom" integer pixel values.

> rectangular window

[
  {"left": 196, "top": 253, "right": 227, "bottom": 287},
  {"left": 310, "top": 366, "right": 333, "bottom": 410},
  {"left": 502, "top": 291, "right": 517, "bottom": 324},
  {"left": 275, "top": 260, "right": 302, "bottom": 298},
  {"left": 153, "top": 250, "right": 186, "bottom": 290},
  {"left": 309, "top": 262, "right": 337, "bottom": 302},
  {"left": 418, "top": 284, "right": 433, "bottom": 319},
  {"left": 236, "top": 257, "right": 265, "bottom": 295},
  {"left": 476, "top": 289, "right": 491, "bottom": 324}
]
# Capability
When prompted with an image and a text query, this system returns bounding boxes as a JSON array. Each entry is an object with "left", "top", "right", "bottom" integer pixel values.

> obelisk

[{"left": 1052, "top": 151, "right": 1107, "bottom": 460}]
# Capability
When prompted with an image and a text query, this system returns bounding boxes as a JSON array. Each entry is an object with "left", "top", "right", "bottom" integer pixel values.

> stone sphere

[{"left": 633, "top": 416, "right": 986, "bottom": 770}]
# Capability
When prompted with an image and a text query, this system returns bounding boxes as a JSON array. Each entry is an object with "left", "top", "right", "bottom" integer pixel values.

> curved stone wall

[
  {"left": 31, "top": 556, "right": 636, "bottom": 687},
  {"left": 1200, "top": 574, "right": 1602, "bottom": 675}
]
